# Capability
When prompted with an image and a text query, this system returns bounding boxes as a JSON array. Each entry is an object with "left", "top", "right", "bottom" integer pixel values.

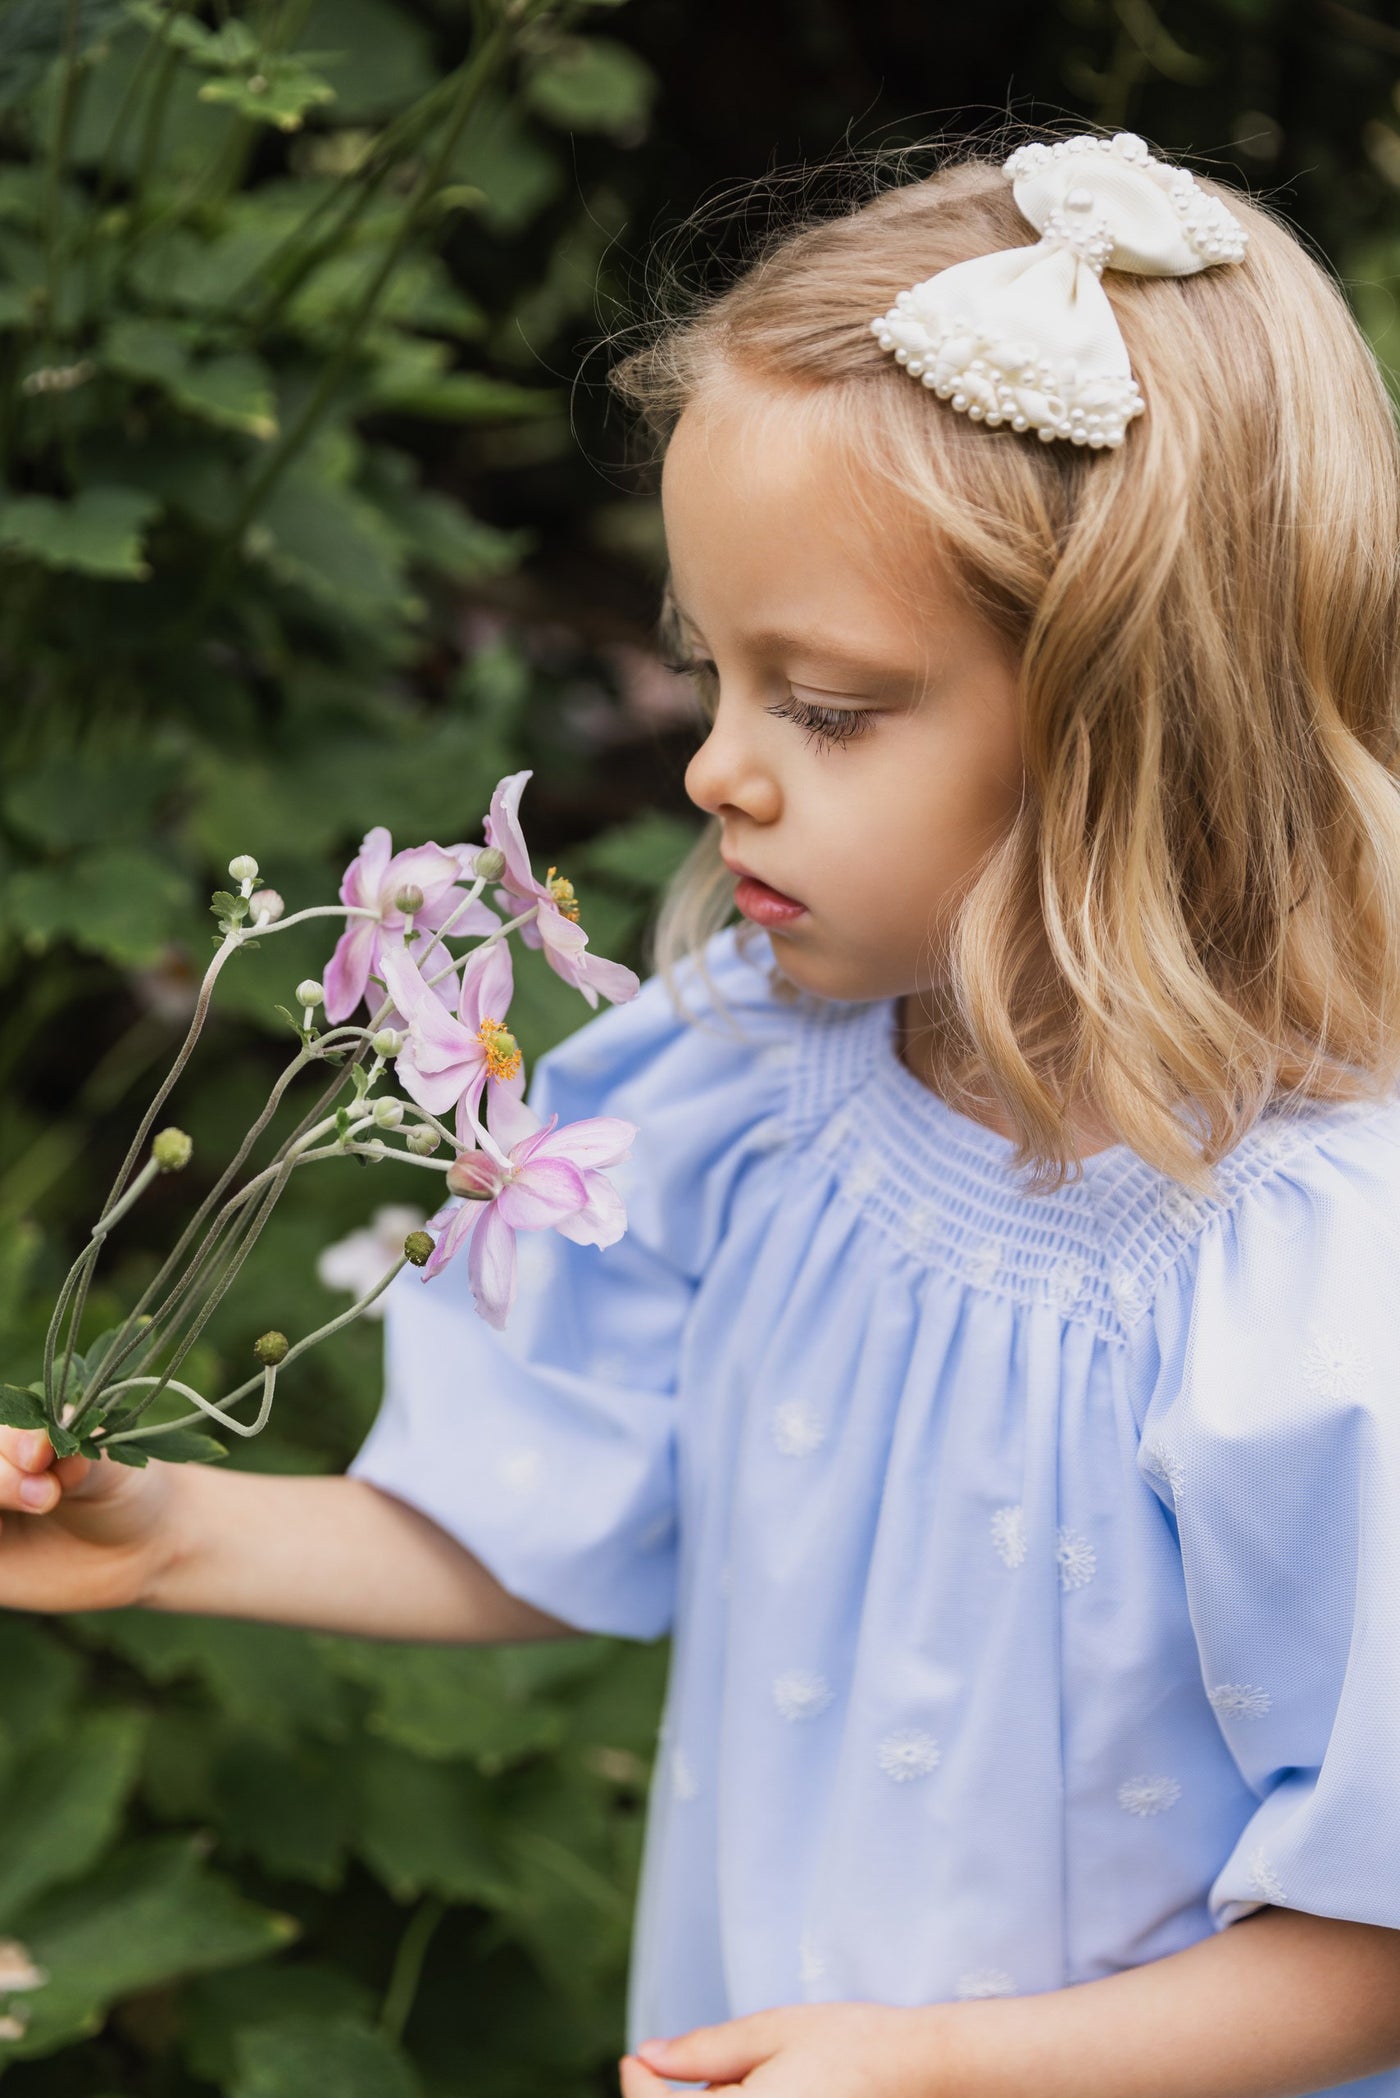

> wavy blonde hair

[{"left": 607, "top": 144, "right": 1400, "bottom": 1192}]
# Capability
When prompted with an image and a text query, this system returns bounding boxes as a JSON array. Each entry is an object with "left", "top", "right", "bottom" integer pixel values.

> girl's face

[{"left": 662, "top": 378, "right": 1026, "bottom": 1006}]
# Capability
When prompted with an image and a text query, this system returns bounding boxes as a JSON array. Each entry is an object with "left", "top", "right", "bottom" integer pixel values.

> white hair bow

[{"left": 870, "top": 133, "right": 1248, "bottom": 449}]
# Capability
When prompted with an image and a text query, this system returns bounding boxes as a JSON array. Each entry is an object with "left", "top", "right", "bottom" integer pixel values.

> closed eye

[{"left": 662, "top": 657, "right": 873, "bottom": 752}]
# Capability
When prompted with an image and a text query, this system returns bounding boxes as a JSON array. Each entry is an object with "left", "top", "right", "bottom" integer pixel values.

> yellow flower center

[
  {"left": 476, "top": 1017, "right": 522, "bottom": 1082},
  {"left": 546, "top": 866, "right": 580, "bottom": 922}
]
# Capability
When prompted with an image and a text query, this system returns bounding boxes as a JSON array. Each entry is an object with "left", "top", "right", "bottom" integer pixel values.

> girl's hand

[
  {"left": 620, "top": 2002, "right": 947, "bottom": 2097},
  {"left": 0, "top": 1425, "right": 178, "bottom": 1614}
]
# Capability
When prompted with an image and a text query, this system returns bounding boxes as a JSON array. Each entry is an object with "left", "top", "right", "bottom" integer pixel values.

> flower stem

[
  {"left": 101, "top": 1254, "right": 409, "bottom": 1446},
  {"left": 380, "top": 1896, "right": 446, "bottom": 2044}
]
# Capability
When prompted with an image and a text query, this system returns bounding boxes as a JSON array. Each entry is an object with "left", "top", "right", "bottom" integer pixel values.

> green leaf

[
  {"left": 0, "top": 1707, "right": 146, "bottom": 1928},
  {"left": 182, "top": 1962, "right": 376, "bottom": 2088},
  {"left": 12, "top": 1837, "right": 296, "bottom": 2056},
  {"left": 70, "top": 1613, "right": 353, "bottom": 1744},
  {"left": 0, "top": 1382, "right": 46, "bottom": 1430},
  {"left": 4, "top": 846, "right": 191, "bottom": 968},
  {"left": 124, "top": 6, "right": 260, "bottom": 69},
  {"left": 297, "top": 0, "right": 436, "bottom": 120},
  {"left": 322, "top": 1641, "right": 565, "bottom": 1771},
  {"left": 0, "top": 485, "right": 160, "bottom": 580},
  {"left": 101, "top": 1441, "right": 149, "bottom": 1468},
  {"left": 132, "top": 1423, "right": 228, "bottom": 1463},
  {"left": 245, "top": 471, "right": 416, "bottom": 621},
  {"left": 196, "top": 59, "right": 338, "bottom": 135},
  {"left": 448, "top": 89, "right": 562, "bottom": 236},
  {"left": 0, "top": 1618, "right": 83, "bottom": 1754},
  {"left": 211, "top": 1737, "right": 352, "bottom": 1888},
  {"left": 230, "top": 2013, "right": 422, "bottom": 2098},
  {"left": 101, "top": 319, "right": 279, "bottom": 439},
  {"left": 523, "top": 36, "right": 657, "bottom": 140},
  {"left": 580, "top": 812, "right": 701, "bottom": 892},
  {"left": 354, "top": 1740, "right": 506, "bottom": 1905},
  {"left": 361, "top": 350, "right": 559, "bottom": 424},
  {"left": 1, "top": 748, "right": 183, "bottom": 851}
]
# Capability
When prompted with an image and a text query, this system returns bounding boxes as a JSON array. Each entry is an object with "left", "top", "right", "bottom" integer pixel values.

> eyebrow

[{"left": 669, "top": 598, "right": 924, "bottom": 681}]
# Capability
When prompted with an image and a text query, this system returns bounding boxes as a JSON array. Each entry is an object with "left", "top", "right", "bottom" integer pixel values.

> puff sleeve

[
  {"left": 1134, "top": 1107, "right": 1400, "bottom": 1930},
  {"left": 347, "top": 929, "right": 795, "bottom": 1640}
]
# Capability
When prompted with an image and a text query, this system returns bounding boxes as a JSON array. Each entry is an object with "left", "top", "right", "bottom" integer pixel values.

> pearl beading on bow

[{"left": 869, "top": 132, "right": 1248, "bottom": 449}]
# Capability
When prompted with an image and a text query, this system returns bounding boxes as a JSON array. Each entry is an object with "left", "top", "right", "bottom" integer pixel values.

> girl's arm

[
  {"left": 0, "top": 1428, "right": 577, "bottom": 1644},
  {"left": 624, "top": 1908, "right": 1400, "bottom": 2098},
  {"left": 941, "top": 1907, "right": 1400, "bottom": 2098}
]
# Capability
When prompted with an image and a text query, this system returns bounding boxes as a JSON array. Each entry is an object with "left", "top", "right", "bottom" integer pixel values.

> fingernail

[
  {"left": 20, "top": 1476, "right": 54, "bottom": 1511},
  {"left": 636, "top": 2041, "right": 673, "bottom": 2064}
]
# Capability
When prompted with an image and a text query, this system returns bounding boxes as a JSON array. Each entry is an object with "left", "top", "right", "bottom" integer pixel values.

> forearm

[
  {"left": 939, "top": 1908, "right": 1400, "bottom": 2098},
  {"left": 147, "top": 1466, "right": 579, "bottom": 1644}
]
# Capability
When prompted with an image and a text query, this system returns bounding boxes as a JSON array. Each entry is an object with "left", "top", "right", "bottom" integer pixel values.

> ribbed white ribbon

[{"left": 870, "top": 132, "right": 1248, "bottom": 448}]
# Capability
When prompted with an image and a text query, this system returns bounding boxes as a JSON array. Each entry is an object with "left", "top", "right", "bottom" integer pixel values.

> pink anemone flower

[
  {"left": 323, "top": 827, "right": 497, "bottom": 1024},
  {"left": 378, "top": 937, "right": 521, "bottom": 1143},
  {"left": 484, "top": 771, "right": 640, "bottom": 1009},
  {"left": 423, "top": 1082, "right": 636, "bottom": 1326}
]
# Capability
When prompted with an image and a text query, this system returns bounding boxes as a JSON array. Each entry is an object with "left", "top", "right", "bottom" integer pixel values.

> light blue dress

[{"left": 350, "top": 928, "right": 1400, "bottom": 2096}]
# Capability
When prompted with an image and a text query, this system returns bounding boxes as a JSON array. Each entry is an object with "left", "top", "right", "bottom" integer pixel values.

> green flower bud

[
  {"left": 372, "top": 1028, "right": 404, "bottom": 1057},
  {"left": 228, "top": 854, "right": 259, "bottom": 884},
  {"left": 253, "top": 1329, "right": 289, "bottom": 1366},
  {"left": 152, "top": 1127, "right": 193, "bottom": 1172},
  {"left": 404, "top": 1125, "right": 441, "bottom": 1156},
  {"left": 394, "top": 884, "right": 425, "bottom": 916},
  {"left": 371, "top": 1096, "right": 404, "bottom": 1129},
  {"left": 473, "top": 845, "right": 507, "bottom": 883},
  {"left": 403, "top": 1230, "right": 434, "bottom": 1267},
  {"left": 295, "top": 979, "right": 324, "bottom": 1009}
]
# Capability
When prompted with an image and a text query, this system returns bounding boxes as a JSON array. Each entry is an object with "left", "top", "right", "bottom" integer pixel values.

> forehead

[{"left": 660, "top": 378, "right": 952, "bottom": 659}]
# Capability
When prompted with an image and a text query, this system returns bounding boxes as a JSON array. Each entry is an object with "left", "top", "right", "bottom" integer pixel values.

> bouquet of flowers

[{"left": 1, "top": 772, "right": 640, "bottom": 1468}]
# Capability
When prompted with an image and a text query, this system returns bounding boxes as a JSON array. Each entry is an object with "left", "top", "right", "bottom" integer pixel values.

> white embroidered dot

[
  {"left": 672, "top": 1747, "right": 699, "bottom": 1802},
  {"left": 1046, "top": 1254, "right": 1087, "bottom": 1313},
  {"left": 903, "top": 1201, "right": 937, "bottom": 1250},
  {"left": 771, "top": 1399, "right": 827, "bottom": 1458},
  {"left": 1158, "top": 1184, "right": 1205, "bottom": 1233},
  {"left": 1141, "top": 1440, "right": 1186, "bottom": 1500},
  {"left": 1301, "top": 1329, "right": 1371, "bottom": 1403},
  {"left": 964, "top": 1235, "right": 1005, "bottom": 1289},
  {"left": 1055, "top": 1525, "right": 1097, "bottom": 1591},
  {"left": 990, "top": 1504, "right": 1029, "bottom": 1569},
  {"left": 1208, "top": 1683, "right": 1272, "bottom": 1720},
  {"left": 956, "top": 1968, "right": 1018, "bottom": 2000},
  {"left": 773, "top": 1670, "right": 835, "bottom": 1723},
  {"left": 1117, "top": 1773, "right": 1182, "bottom": 1817},
  {"left": 844, "top": 1149, "right": 882, "bottom": 1200},
  {"left": 876, "top": 1728, "right": 942, "bottom": 1782},
  {"left": 1109, "top": 1266, "right": 1147, "bottom": 1324},
  {"left": 1247, "top": 1848, "right": 1287, "bottom": 1903},
  {"left": 798, "top": 1932, "right": 828, "bottom": 1991},
  {"left": 498, "top": 1446, "right": 542, "bottom": 1492}
]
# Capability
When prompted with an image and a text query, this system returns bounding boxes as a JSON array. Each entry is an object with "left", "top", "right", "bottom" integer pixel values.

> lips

[{"left": 721, "top": 857, "right": 804, "bottom": 908}]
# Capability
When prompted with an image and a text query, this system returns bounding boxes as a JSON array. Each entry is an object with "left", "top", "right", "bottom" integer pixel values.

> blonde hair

[{"left": 607, "top": 143, "right": 1400, "bottom": 1193}]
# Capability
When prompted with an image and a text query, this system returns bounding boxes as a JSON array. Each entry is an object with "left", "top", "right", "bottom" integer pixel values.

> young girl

[{"left": 7, "top": 131, "right": 1400, "bottom": 2098}]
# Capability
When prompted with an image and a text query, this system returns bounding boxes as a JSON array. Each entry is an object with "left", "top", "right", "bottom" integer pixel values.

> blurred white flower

[
  {"left": 0, "top": 1940, "right": 45, "bottom": 1991},
  {"left": 316, "top": 1205, "right": 426, "bottom": 1316}
]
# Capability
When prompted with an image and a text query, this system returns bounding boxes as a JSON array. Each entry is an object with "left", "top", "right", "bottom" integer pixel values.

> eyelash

[{"left": 661, "top": 656, "right": 873, "bottom": 753}]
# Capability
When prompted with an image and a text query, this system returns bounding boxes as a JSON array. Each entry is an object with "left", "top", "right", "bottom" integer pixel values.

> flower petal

[
  {"left": 383, "top": 843, "right": 462, "bottom": 911},
  {"left": 340, "top": 826, "right": 392, "bottom": 911},
  {"left": 457, "top": 933, "right": 514, "bottom": 1032},
  {"left": 486, "top": 1076, "right": 539, "bottom": 1155},
  {"left": 554, "top": 1170, "right": 627, "bottom": 1248},
  {"left": 531, "top": 1114, "right": 636, "bottom": 1171},
  {"left": 484, "top": 771, "right": 546, "bottom": 901},
  {"left": 467, "top": 1200, "right": 518, "bottom": 1327},
  {"left": 417, "top": 890, "right": 498, "bottom": 938},
  {"left": 322, "top": 919, "right": 377, "bottom": 1024},
  {"left": 579, "top": 950, "right": 641, "bottom": 1006},
  {"left": 422, "top": 1199, "right": 477, "bottom": 1281},
  {"left": 499, "top": 1157, "right": 588, "bottom": 1231}
]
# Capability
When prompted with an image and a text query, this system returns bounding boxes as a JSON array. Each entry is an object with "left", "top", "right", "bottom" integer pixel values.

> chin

[{"left": 765, "top": 934, "right": 900, "bottom": 1007}]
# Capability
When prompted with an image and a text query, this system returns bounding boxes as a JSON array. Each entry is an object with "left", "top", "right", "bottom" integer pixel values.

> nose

[{"left": 684, "top": 693, "right": 782, "bottom": 826}]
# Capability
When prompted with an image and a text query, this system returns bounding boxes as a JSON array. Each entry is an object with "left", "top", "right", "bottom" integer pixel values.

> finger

[
  {"left": 52, "top": 1451, "right": 94, "bottom": 1493},
  {"left": 0, "top": 1452, "right": 60, "bottom": 1513},
  {"left": 619, "top": 2056, "right": 670, "bottom": 2096},
  {"left": 0, "top": 1429, "right": 55, "bottom": 1475},
  {"left": 635, "top": 2016, "right": 781, "bottom": 2085}
]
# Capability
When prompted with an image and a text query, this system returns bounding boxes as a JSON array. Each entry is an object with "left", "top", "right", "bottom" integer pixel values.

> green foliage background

[{"left": 0, "top": 0, "right": 1398, "bottom": 2092}]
